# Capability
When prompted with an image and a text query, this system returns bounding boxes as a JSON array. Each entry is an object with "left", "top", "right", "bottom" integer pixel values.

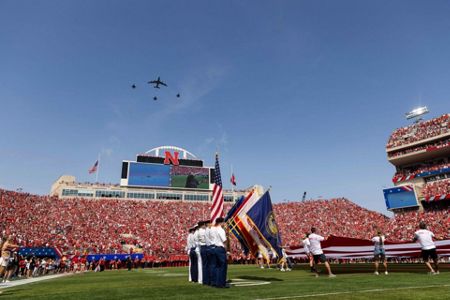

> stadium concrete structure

[
  {"left": 51, "top": 146, "right": 246, "bottom": 203},
  {"left": 384, "top": 113, "right": 450, "bottom": 212}
]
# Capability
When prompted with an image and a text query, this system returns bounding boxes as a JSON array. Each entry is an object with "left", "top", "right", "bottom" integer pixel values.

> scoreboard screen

[
  {"left": 127, "top": 162, "right": 210, "bottom": 190},
  {"left": 171, "top": 165, "right": 210, "bottom": 189},
  {"left": 128, "top": 163, "right": 170, "bottom": 187},
  {"left": 383, "top": 186, "right": 419, "bottom": 210}
]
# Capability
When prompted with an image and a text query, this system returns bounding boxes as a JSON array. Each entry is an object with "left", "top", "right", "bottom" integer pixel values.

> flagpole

[{"left": 96, "top": 153, "right": 100, "bottom": 183}]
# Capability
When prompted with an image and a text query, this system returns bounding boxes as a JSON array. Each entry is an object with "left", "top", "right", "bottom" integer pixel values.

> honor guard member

[
  {"left": 197, "top": 221, "right": 208, "bottom": 285},
  {"left": 187, "top": 226, "right": 198, "bottom": 282},
  {"left": 211, "top": 217, "right": 229, "bottom": 288},
  {"left": 206, "top": 220, "right": 217, "bottom": 286},
  {"left": 203, "top": 220, "right": 213, "bottom": 285},
  {"left": 309, "top": 227, "right": 336, "bottom": 278},
  {"left": 413, "top": 221, "right": 440, "bottom": 274},
  {"left": 194, "top": 221, "right": 205, "bottom": 284}
]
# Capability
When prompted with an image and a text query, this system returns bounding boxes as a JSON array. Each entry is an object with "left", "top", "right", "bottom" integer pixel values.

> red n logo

[{"left": 164, "top": 151, "right": 180, "bottom": 165}]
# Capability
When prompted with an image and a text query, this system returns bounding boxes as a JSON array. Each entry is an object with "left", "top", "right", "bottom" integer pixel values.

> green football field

[{"left": 1, "top": 264, "right": 449, "bottom": 300}]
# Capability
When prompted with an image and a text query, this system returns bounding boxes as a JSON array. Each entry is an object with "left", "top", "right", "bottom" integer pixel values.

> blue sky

[{"left": 1, "top": 0, "right": 449, "bottom": 214}]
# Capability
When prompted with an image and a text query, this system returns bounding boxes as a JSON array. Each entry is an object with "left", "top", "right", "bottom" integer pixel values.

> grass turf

[{"left": 1, "top": 264, "right": 449, "bottom": 300}]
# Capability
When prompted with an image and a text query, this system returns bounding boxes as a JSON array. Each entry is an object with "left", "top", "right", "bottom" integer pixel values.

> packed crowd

[
  {"left": 393, "top": 160, "right": 449, "bottom": 180},
  {"left": 387, "top": 209, "right": 449, "bottom": 241},
  {"left": 422, "top": 179, "right": 450, "bottom": 198},
  {"left": 1, "top": 190, "right": 449, "bottom": 261},
  {"left": 0, "top": 189, "right": 231, "bottom": 259},
  {"left": 274, "top": 198, "right": 390, "bottom": 244},
  {"left": 387, "top": 137, "right": 450, "bottom": 158},
  {"left": 386, "top": 114, "right": 449, "bottom": 149}
]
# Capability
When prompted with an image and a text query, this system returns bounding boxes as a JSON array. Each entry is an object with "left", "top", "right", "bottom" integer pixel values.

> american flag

[
  {"left": 210, "top": 153, "right": 224, "bottom": 224},
  {"left": 286, "top": 235, "right": 450, "bottom": 259},
  {"left": 230, "top": 173, "right": 236, "bottom": 186},
  {"left": 88, "top": 160, "right": 99, "bottom": 174}
]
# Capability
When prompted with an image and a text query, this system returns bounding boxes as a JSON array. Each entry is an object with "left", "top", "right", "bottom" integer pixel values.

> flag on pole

[
  {"left": 230, "top": 173, "right": 236, "bottom": 186},
  {"left": 226, "top": 188, "right": 283, "bottom": 262},
  {"left": 246, "top": 191, "right": 283, "bottom": 259},
  {"left": 88, "top": 160, "right": 99, "bottom": 174},
  {"left": 210, "top": 153, "right": 224, "bottom": 224}
]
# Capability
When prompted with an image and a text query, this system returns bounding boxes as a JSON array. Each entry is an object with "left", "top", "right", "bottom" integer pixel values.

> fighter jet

[{"left": 148, "top": 77, "right": 167, "bottom": 89}]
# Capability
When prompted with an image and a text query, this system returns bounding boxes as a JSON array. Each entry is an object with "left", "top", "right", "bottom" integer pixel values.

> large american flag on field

[
  {"left": 286, "top": 235, "right": 450, "bottom": 259},
  {"left": 210, "top": 153, "right": 224, "bottom": 224}
]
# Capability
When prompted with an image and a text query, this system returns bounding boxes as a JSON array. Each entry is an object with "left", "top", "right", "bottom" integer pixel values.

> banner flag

[
  {"left": 286, "top": 235, "right": 450, "bottom": 259},
  {"left": 225, "top": 187, "right": 283, "bottom": 262},
  {"left": 246, "top": 191, "right": 283, "bottom": 259}
]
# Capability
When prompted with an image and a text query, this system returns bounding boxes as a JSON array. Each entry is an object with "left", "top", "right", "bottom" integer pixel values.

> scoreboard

[
  {"left": 121, "top": 161, "right": 212, "bottom": 190},
  {"left": 383, "top": 186, "right": 419, "bottom": 210}
]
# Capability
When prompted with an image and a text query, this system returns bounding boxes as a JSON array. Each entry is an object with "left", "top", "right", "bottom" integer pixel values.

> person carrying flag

[
  {"left": 372, "top": 230, "right": 388, "bottom": 275},
  {"left": 302, "top": 233, "right": 316, "bottom": 273},
  {"left": 308, "top": 227, "right": 336, "bottom": 278},
  {"left": 413, "top": 221, "right": 440, "bottom": 275}
]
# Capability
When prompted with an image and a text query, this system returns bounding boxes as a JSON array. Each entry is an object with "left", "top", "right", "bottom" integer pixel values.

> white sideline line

[
  {"left": 255, "top": 284, "right": 450, "bottom": 300},
  {"left": 0, "top": 273, "right": 73, "bottom": 290}
]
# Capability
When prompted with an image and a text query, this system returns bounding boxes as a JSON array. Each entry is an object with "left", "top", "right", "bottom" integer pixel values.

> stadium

[
  {"left": 2, "top": 1, "right": 450, "bottom": 298},
  {"left": 1, "top": 113, "right": 450, "bottom": 299}
]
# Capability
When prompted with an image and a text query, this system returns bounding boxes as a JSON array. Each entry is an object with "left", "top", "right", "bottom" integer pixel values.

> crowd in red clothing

[
  {"left": 386, "top": 114, "right": 449, "bottom": 149},
  {"left": 422, "top": 179, "right": 450, "bottom": 198},
  {"left": 387, "top": 137, "right": 450, "bottom": 158},
  {"left": 394, "top": 161, "right": 449, "bottom": 180},
  {"left": 387, "top": 209, "right": 449, "bottom": 241},
  {"left": 274, "top": 198, "right": 449, "bottom": 244},
  {"left": 0, "top": 190, "right": 229, "bottom": 259},
  {"left": 1, "top": 190, "right": 449, "bottom": 259},
  {"left": 274, "top": 198, "right": 390, "bottom": 245}
]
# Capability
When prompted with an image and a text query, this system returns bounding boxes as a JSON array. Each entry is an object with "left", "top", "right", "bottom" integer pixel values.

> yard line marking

[
  {"left": 255, "top": 284, "right": 450, "bottom": 300},
  {"left": 141, "top": 270, "right": 165, "bottom": 274},
  {"left": 160, "top": 273, "right": 184, "bottom": 277},
  {"left": 230, "top": 278, "right": 271, "bottom": 287},
  {"left": 0, "top": 273, "right": 73, "bottom": 290},
  {"left": 233, "top": 282, "right": 271, "bottom": 287}
]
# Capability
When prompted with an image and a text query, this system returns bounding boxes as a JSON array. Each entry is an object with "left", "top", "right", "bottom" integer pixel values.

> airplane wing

[{"left": 160, "top": 81, "right": 168, "bottom": 87}]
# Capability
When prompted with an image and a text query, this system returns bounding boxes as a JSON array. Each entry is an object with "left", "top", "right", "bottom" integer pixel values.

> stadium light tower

[{"left": 405, "top": 106, "right": 429, "bottom": 123}]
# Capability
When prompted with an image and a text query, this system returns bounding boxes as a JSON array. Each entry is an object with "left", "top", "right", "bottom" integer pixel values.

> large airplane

[{"left": 148, "top": 76, "right": 168, "bottom": 88}]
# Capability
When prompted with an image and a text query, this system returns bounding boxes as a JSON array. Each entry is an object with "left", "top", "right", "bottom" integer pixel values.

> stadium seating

[
  {"left": 421, "top": 179, "right": 450, "bottom": 199},
  {"left": 387, "top": 137, "right": 450, "bottom": 158},
  {"left": 393, "top": 161, "right": 449, "bottom": 180},
  {"left": 1, "top": 190, "right": 449, "bottom": 260},
  {"left": 386, "top": 114, "right": 449, "bottom": 149}
]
